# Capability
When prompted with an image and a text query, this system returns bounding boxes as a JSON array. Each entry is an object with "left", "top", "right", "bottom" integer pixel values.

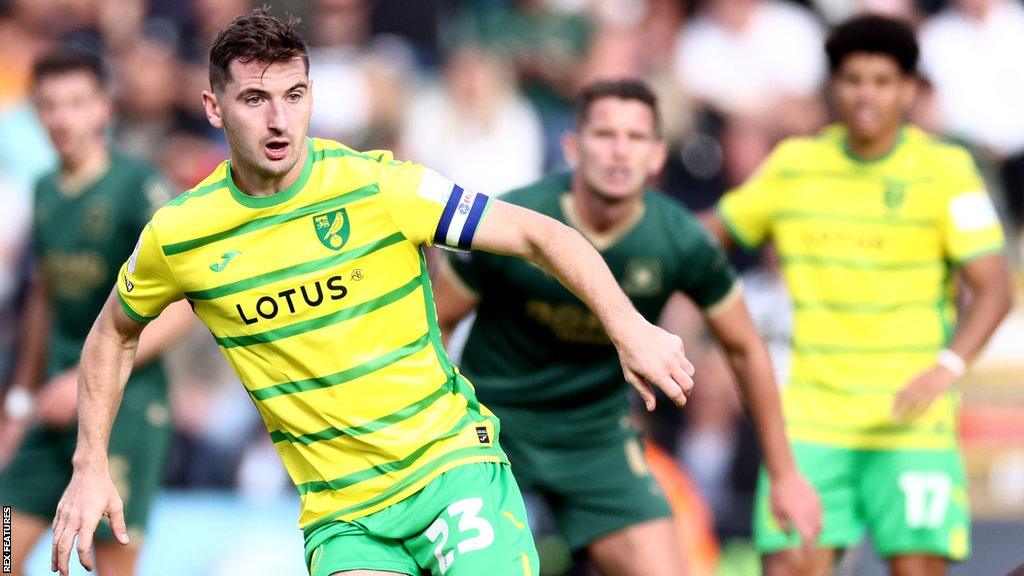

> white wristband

[
  {"left": 3, "top": 386, "right": 34, "bottom": 420},
  {"left": 937, "top": 349, "right": 966, "bottom": 378}
]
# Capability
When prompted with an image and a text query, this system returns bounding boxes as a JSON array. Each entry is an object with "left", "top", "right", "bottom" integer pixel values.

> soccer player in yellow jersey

[
  {"left": 703, "top": 15, "right": 1014, "bottom": 576},
  {"left": 49, "top": 9, "right": 696, "bottom": 576}
]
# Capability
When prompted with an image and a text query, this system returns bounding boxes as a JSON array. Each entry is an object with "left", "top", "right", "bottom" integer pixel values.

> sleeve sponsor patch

[
  {"left": 434, "top": 186, "right": 490, "bottom": 250},
  {"left": 416, "top": 168, "right": 456, "bottom": 206},
  {"left": 127, "top": 235, "right": 142, "bottom": 275},
  {"left": 950, "top": 191, "right": 999, "bottom": 232}
]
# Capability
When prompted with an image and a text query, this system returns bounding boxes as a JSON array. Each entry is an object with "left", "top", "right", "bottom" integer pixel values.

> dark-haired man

[
  {"left": 0, "top": 48, "right": 193, "bottom": 576},
  {"left": 431, "top": 79, "right": 820, "bottom": 575},
  {"left": 703, "top": 15, "right": 1013, "bottom": 576},
  {"left": 50, "top": 9, "right": 697, "bottom": 576}
]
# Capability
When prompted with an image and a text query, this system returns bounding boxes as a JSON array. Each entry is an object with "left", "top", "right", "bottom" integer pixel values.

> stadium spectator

[{"left": 400, "top": 46, "right": 544, "bottom": 197}]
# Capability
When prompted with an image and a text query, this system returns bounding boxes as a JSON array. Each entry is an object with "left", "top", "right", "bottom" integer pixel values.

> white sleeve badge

[{"left": 949, "top": 191, "right": 999, "bottom": 232}]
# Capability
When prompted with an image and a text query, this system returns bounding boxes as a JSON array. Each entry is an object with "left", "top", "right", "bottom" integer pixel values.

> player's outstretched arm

[
  {"left": 51, "top": 288, "right": 149, "bottom": 576},
  {"left": 705, "top": 295, "right": 822, "bottom": 551},
  {"left": 469, "top": 199, "right": 694, "bottom": 410},
  {"left": 894, "top": 253, "right": 1014, "bottom": 420}
]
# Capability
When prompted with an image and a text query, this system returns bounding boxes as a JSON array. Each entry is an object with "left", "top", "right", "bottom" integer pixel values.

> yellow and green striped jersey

[
  {"left": 117, "top": 138, "right": 503, "bottom": 529},
  {"left": 719, "top": 125, "right": 1005, "bottom": 450}
]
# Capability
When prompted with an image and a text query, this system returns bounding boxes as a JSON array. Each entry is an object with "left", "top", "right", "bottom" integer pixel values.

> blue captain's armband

[{"left": 433, "top": 187, "right": 491, "bottom": 250}]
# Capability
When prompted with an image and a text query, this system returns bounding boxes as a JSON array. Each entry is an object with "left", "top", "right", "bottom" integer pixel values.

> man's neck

[
  {"left": 570, "top": 178, "right": 643, "bottom": 234},
  {"left": 846, "top": 125, "right": 902, "bottom": 161},
  {"left": 230, "top": 142, "right": 308, "bottom": 198},
  {"left": 59, "top": 143, "right": 110, "bottom": 191}
]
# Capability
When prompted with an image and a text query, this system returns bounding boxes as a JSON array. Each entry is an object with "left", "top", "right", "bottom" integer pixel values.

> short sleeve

[
  {"left": 117, "top": 221, "right": 182, "bottom": 323},
  {"left": 676, "top": 219, "right": 739, "bottom": 310},
  {"left": 717, "top": 145, "right": 788, "bottom": 250},
  {"left": 378, "top": 159, "right": 491, "bottom": 249},
  {"left": 938, "top": 150, "right": 1005, "bottom": 264}
]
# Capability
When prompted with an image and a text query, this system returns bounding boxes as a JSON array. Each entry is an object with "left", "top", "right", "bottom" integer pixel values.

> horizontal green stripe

[
  {"left": 792, "top": 298, "right": 941, "bottom": 313},
  {"left": 788, "top": 419, "right": 954, "bottom": 437},
  {"left": 166, "top": 178, "right": 228, "bottom": 207},
  {"left": 215, "top": 275, "right": 422, "bottom": 349},
  {"left": 793, "top": 343, "right": 941, "bottom": 355},
  {"left": 269, "top": 375, "right": 448, "bottom": 444},
  {"left": 788, "top": 377, "right": 899, "bottom": 396},
  {"left": 253, "top": 333, "right": 431, "bottom": 402},
  {"left": 185, "top": 232, "right": 405, "bottom": 300},
  {"left": 781, "top": 255, "right": 941, "bottom": 271},
  {"left": 301, "top": 440, "right": 503, "bottom": 534},
  {"left": 296, "top": 411, "right": 475, "bottom": 495},
  {"left": 117, "top": 291, "right": 155, "bottom": 323},
  {"left": 162, "top": 184, "right": 379, "bottom": 255},
  {"left": 777, "top": 169, "right": 932, "bottom": 187},
  {"left": 774, "top": 210, "right": 936, "bottom": 228}
]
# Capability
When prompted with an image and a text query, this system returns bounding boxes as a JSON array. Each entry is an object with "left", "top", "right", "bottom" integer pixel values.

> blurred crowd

[{"left": 1, "top": 0, "right": 1023, "bottom": 571}]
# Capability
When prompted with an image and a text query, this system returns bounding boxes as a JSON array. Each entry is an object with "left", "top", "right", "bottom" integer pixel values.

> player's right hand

[
  {"left": 51, "top": 467, "right": 129, "bottom": 575},
  {"left": 613, "top": 313, "right": 695, "bottom": 411}
]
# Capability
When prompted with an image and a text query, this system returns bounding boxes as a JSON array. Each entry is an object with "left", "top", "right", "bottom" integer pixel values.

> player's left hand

[
  {"left": 36, "top": 367, "right": 79, "bottom": 428},
  {"left": 51, "top": 466, "right": 129, "bottom": 575},
  {"left": 893, "top": 364, "right": 957, "bottom": 422},
  {"left": 612, "top": 313, "right": 695, "bottom": 411},
  {"left": 770, "top": 469, "right": 821, "bottom": 554}
]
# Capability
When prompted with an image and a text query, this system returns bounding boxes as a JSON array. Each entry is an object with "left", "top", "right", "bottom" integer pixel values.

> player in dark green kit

[
  {"left": 0, "top": 48, "right": 193, "bottom": 575},
  {"left": 433, "top": 80, "right": 822, "bottom": 575}
]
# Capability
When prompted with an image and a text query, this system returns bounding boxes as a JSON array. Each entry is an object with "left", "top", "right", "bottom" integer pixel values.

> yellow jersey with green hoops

[
  {"left": 117, "top": 137, "right": 504, "bottom": 528},
  {"left": 719, "top": 125, "right": 1005, "bottom": 450}
]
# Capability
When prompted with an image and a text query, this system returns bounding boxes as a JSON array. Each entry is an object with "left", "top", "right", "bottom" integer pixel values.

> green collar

[
  {"left": 227, "top": 138, "right": 314, "bottom": 208},
  {"left": 842, "top": 126, "right": 905, "bottom": 164}
]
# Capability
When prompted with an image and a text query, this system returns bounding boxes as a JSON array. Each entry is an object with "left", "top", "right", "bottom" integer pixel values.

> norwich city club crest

[
  {"left": 313, "top": 209, "right": 351, "bottom": 250},
  {"left": 884, "top": 182, "right": 906, "bottom": 211}
]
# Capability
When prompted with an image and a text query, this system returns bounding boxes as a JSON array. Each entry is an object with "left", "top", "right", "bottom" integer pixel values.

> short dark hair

[
  {"left": 825, "top": 15, "right": 919, "bottom": 75},
  {"left": 575, "top": 79, "right": 662, "bottom": 137},
  {"left": 208, "top": 7, "right": 308, "bottom": 92},
  {"left": 32, "top": 46, "right": 106, "bottom": 89}
]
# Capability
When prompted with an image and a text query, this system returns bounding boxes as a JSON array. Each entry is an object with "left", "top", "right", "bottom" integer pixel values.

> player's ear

[
  {"left": 899, "top": 74, "right": 919, "bottom": 111},
  {"left": 648, "top": 138, "right": 668, "bottom": 175},
  {"left": 202, "top": 90, "right": 224, "bottom": 129},
  {"left": 561, "top": 130, "right": 580, "bottom": 169}
]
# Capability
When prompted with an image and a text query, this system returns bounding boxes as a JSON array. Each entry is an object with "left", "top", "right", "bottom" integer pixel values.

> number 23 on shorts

[{"left": 422, "top": 497, "right": 496, "bottom": 575}]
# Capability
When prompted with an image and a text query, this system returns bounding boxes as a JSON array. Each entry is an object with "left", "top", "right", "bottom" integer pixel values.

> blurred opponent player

[
  {"left": 0, "top": 48, "right": 193, "bottom": 575},
  {"left": 703, "top": 15, "right": 1014, "bottom": 576},
  {"left": 49, "top": 9, "right": 697, "bottom": 576},
  {"left": 432, "top": 79, "right": 820, "bottom": 576}
]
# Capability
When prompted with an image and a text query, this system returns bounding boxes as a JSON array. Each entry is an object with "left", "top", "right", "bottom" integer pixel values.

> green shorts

[
  {"left": 499, "top": 417, "right": 672, "bottom": 552},
  {"left": 0, "top": 369, "right": 172, "bottom": 541},
  {"left": 754, "top": 442, "right": 970, "bottom": 560},
  {"left": 303, "top": 462, "right": 538, "bottom": 576}
]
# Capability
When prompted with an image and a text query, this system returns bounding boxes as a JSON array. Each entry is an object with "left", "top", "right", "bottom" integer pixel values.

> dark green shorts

[
  {"left": 304, "top": 462, "right": 538, "bottom": 576},
  {"left": 0, "top": 370, "right": 172, "bottom": 540},
  {"left": 754, "top": 442, "right": 970, "bottom": 560},
  {"left": 499, "top": 416, "right": 671, "bottom": 552}
]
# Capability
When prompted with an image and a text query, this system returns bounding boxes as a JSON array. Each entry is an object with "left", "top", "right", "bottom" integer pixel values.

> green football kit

[
  {"left": 445, "top": 173, "right": 738, "bottom": 552},
  {"left": 0, "top": 152, "right": 174, "bottom": 540}
]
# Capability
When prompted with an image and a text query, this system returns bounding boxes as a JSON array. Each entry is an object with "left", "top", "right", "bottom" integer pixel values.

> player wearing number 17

[
  {"left": 49, "top": 8, "right": 696, "bottom": 576},
  {"left": 702, "top": 15, "right": 1014, "bottom": 576}
]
